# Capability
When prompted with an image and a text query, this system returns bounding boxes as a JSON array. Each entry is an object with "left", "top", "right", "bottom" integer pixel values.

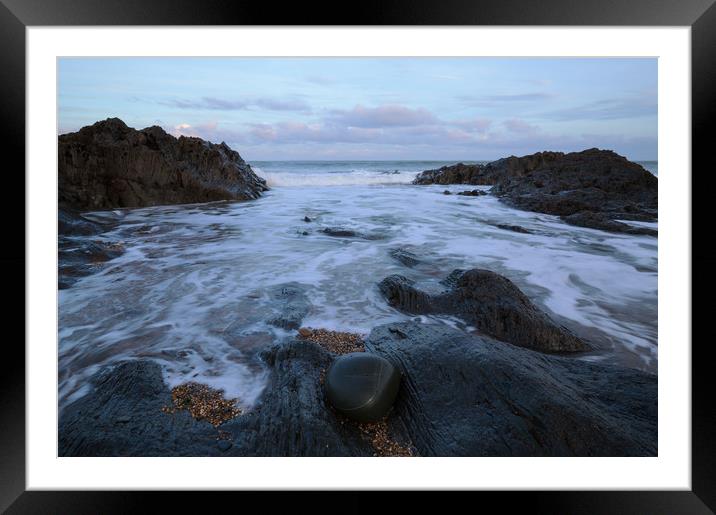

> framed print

[{"left": 3, "top": 0, "right": 714, "bottom": 512}]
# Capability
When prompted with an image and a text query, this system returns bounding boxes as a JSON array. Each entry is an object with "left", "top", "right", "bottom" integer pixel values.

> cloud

[
  {"left": 503, "top": 118, "right": 539, "bottom": 134},
  {"left": 326, "top": 105, "right": 439, "bottom": 128},
  {"left": 163, "top": 96, "right": 310, "bottom": 112},
  {"left": 542, "top": 96, "right": 656, "bottom": 121}
]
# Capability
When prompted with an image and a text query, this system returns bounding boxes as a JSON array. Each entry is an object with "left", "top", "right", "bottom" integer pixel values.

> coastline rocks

[
  {"left": 364, "top": 322, "right": 656, "bottom": 456},
  {"left": 413, "top": 148, "right": 657, "bottom": 234},
  {"left": 59, "top": 322, "right": 656, "bottom": 456},
  {"left": 325, "top": 353, "right": 401, "bottom": 422},
  {"left": 493, "top": 149, "right": 657, "bottom": 225},
  {"left": 413, "top": 151, "right": 563, "bottom": 186},
  {"left": 378, "top": 269, "right": 587, "bottom": 353},
  {"left": 59, "top": 118, "right": 268, "bottom": 210},
  {"left": 266, "top": 283, "right": 311, "bottom": 330},
  {"left": 59, "top": 361, "right": 221, "bottom": 456},
  {"left": 495, "top": 223, "right": 532, "bottom": 234}
]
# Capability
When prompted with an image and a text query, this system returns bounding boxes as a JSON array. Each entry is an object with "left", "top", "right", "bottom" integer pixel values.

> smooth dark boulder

[
  {"left": 364, "top": 322, "right": 656, "bottom": 456},
  {"left": 325, "top": 352, "right": 401, "bottom": 422},
  {"left": 266, "top": 283, "right": 311, "bottom": 330},
  {"left": 378, "top": 269, "right": 587, "bottom": 353},
  {"left": 59, "top": 118, "right": 268, "bottom": 210}
]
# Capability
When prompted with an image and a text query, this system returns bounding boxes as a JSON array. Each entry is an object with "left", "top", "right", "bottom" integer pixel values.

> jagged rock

[
  {"left": 378, "top": 269, "right": 587, "bottom": 353},
  {"left": 413, "top": 152, "right": 563, "bottom": 185},
  {"left": 58, "top": 118, "right": 268, "bottom": 210},
  {"left": 319, "top": 227, "right": 384, "bottom": 240}
]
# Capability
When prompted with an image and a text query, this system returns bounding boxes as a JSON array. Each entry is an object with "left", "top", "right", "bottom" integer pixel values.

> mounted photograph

[{"left": 57, "top": 57, "right": 658, "bottom": 457}]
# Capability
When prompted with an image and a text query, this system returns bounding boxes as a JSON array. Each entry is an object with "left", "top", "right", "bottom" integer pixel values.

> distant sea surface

[{"left": 58, "top": 159, "right": 658, "bottom": 411}]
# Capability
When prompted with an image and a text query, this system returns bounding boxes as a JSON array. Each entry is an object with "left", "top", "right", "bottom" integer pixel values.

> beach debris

[
  {"left": 297, "top": 327, "right": 365, "bottom": 354},
  {"left": 161, "top": 382, "right": 242, "bottom": 426}
]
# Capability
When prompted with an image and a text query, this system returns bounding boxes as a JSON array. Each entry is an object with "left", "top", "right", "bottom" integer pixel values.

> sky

[{"left": 58, "top": 57, "right": 657, "bottom": 161}]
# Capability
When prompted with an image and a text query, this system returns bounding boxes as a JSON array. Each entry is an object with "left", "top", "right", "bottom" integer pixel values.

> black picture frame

[{"left": 3, "top": 0, "right": 713, "bottom": 512}]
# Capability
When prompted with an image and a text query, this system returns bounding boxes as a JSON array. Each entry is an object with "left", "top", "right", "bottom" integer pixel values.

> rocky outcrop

[
  {"left": 413, "top": 149, "right": 657, "bottom": 235},
  {"left": 413, "top": 152, "right": 563, "bottom": 186},
  {"left": 389, "top": 248, "right": 421, "bottom": 268},
  {"left": 58, "top": 118, "right": 268, "bottom": 210},
  {"left": 59, "top": 322, "right": 656, "bottom": 457},
  {"left": 378, "top": 269, "right": 587, "bottom": 353},
  {"left": 493, "top": 149, "right": 657, "bottom": 222}
]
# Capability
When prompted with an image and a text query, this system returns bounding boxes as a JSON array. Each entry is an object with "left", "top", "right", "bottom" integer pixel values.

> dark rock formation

[
  {"left": 413, "top": 149, "right": 657, "bottom": 234},
  {"left": 59, "top": 361, "right": 222, "bottom": 456},
  {"left": 389, "top": 248, "right": 421, "bottom": 268},
  {"left": 413, "top": 152, "right": 563, "bottom": 185},
  {"left": 58, "top": 118, "right": 268, "bottom": 210},
  {"left": 378, "top": 269, "right": 587, "bottom": 353},
  {"left": 266, "top": 283, "right": 311, "bottom": 330},
  {"left": 364, "top": 322, "right": 656, "bottom": 456},
  {"left": 59, "top": 322, "right": 656, "bottom": 457}
]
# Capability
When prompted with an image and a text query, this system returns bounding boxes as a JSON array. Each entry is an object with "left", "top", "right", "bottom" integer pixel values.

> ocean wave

[{"left": 256, "top": 170, "right": 419, "bottom": 187}]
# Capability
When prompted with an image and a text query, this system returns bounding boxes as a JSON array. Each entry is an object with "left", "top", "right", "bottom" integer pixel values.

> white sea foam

[
  {"left": 59, "top": 168, "right": 658, "bottom": 411},
  {"left": 257, "top": 170, "right": 419, "bottom": 187}
]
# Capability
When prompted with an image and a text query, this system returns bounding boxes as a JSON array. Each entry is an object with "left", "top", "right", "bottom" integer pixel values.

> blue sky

[{"left": 58, "top": 57, "right": 657, "bottom": 161}]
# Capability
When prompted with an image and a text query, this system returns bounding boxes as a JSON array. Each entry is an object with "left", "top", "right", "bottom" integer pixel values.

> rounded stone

[{"left": 325, "top": 352, "right": 401, "bottom": 422}]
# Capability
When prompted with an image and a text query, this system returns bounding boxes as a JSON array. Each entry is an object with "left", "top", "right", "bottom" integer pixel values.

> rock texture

[
  {"left": 59, "top": 322, "right": 656, "bottom": 457},
  {"left": 413, "top": 148, "right": 657, "bottom": 235},
  {"left": 378, "top": 269, "right": 587, "bottom": 353},
  {"left": 266, "top": 283, "right": 311, "bottom": 330},
  {"left": 58, "top": 118, "right": 268, "bottom": 210},
  {"left": 413, "top": 152, "right": 563, "bottom": 185}
]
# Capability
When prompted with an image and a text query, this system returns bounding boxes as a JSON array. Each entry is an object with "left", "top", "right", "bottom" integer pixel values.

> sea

[{"left": 58, "top": 160, "right": 658, "bottom": 410}]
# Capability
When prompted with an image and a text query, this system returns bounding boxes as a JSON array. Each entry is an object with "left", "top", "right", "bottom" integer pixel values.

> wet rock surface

[
  {"left": 389, "top": 248, "right": 421, "bottom": 268},
  {"left": 59, "top": 322, "right": 655, "bottom": 457},
  {"left": 413, "top": 149, "right": 657, "bottom": 234},
  {"left": 59, "top": 118, "right": 268, "bottom": 210},
  {"left": 58, "top": 208, "right": 124, "bottom": 290},
  {"left": 364, "top": 322, "right": 656, "bottom": 456},
  {"left": 319, "top": 227, "right": 384, "bottom": 240},
  {"left": 378, "top": 269, "right": 588, "bottom": 353},
  {"left": 457, "top": 189, "right": 488, "bottom": 197},
  {"left": 266, "top": 283, "right": 311, "bottom": 330}
]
